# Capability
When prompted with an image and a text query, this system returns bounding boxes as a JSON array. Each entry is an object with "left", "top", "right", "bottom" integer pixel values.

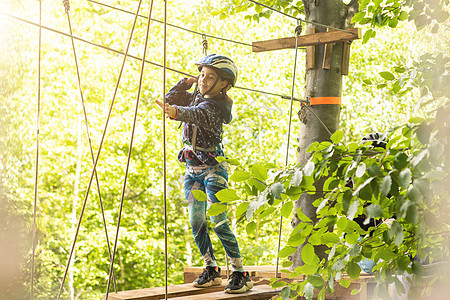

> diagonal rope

[
  {"left": 0, "top": 11, "right": 308, "bottom": 103},
  {"left": 57, "top": 0, "right": 144, "bottom": 298},
  {"left": 30, "top": 1, "right": 42, "bottom": 299},
  {"left": 85, "top": 0, "right": 258, "bottom": 49},
  {"left": 275, "top": 22, "right": 302, "bottom": 279},
  {"left": 62, "top": 0, "right": 117, "bottom": 292},
  {"left": 247, "top": 0, "right": 354, "bottom": 34},
  {"left": 163, "top": 0, "right": 168, "bottom": 298},
  {"left": 105, "top": 0, "right": 155, "bottom": 296}
]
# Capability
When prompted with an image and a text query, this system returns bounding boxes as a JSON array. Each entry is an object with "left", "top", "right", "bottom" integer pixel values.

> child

[{"left": 155, "top": 54, "right": 253, "bottom": 294}]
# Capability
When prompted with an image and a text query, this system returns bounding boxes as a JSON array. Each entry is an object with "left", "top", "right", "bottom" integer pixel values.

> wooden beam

[
  {"left": 342, "top": 41, "right": 351, "bottom": 75},
  {"left": 252, "top": 28, "right": 361, "bottom": 53},
  {"left": 322, "top": 29, "right": 334, "bottom": 70},
  {"left": 306, "top": 27, "right": 316, "bottom": 70}
]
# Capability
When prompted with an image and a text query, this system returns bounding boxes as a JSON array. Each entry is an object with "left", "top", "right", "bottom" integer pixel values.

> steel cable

[
  {"left": 57, "top": 0, "right": 144, "bottom": 298},
  {"left": 63, "top": 0, "right": 118, "bottom": 292}
]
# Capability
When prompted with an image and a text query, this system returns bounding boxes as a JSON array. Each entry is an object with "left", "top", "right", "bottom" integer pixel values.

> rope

[
  {"left": 275, "top": 21, "right": 301, "bottom": 279},
  {"left": 163, "top": 0, "right": 168, "bottom": 298},
  {"left": 30, "top": 1, "right": 42, "bottom": 299},
  {"left": 85, "top": 0, "right": 258, "bottom": 49},
  {"left": 63, "top": 0, "right": 117, "bottom": 292},
  {"left": 1, "top": 11, "right": 306, "bottom": 103},
  {"left": 247, "top": 0, "right": 354, "bottom": 34},
  {"left": 56, "top": 0, "right": 144, "bottom": 297},
  {"left": 202, "top": 34, "right": 208, "bottom": 56}
]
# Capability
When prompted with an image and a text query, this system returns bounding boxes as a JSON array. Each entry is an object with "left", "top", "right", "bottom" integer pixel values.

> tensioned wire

[
  {"left": 275, "top": 21, "right": 302, "bottom": 280},
  {"left": 248, "top": 0, "right": 354, "bottom": 34},
  {"left": 105, "top": 0, "right": 156, "bottom": 296},
  {"left": 56, "top": 0, "right": 145, "bottom": 298},
  {"left": 62, "top": 0, "right": 118, "bottom": 292},
  {"left": 162, "top": 0, "right": 168, "bottom": 298},
  {"left": 0, "top": 11, "right": 307, "bottom": 103},
  {"left": 30, "top": 0, "right": 41, "bottom": 299},
  {"left": 86, "top": 0, "right": 257, "bottom": 49}
]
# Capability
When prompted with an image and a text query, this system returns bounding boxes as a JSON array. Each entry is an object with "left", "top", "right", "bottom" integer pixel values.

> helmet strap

[{"left": 201, "top": 77, "right": 220, "bottom": 97}]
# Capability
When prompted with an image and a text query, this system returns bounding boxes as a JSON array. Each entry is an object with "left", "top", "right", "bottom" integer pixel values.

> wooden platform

[{"left": 106, "top": 266, "right": 378, "bottom": 300}]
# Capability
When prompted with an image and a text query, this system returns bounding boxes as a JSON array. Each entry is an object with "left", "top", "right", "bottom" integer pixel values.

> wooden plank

[
  {"left": 322, "top": 29, "right": 334, "bottom": 70},
  {"left": 342, "top": 41, "right": 351, "bottom": 75},
  {"left": 105, "top": 283, "right": 227, "bottom": 300},
  {"left": 252, "top": 28, "right": 361, "bottom": 53},
  {"left": 167, "top": 285, "right": 281, "bottom": 300},
  {"left": 306, "top": 27, "right": 316, "bottom": 70}
]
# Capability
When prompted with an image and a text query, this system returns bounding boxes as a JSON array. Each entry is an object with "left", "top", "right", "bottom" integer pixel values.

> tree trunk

[{"left": 290, "top": 0, "right": 358, "bottom": 268}]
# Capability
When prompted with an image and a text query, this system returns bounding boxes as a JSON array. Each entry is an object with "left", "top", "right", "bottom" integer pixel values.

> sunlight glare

[{"left": 0, "top": 1, "right": 10, "bottom": 50}]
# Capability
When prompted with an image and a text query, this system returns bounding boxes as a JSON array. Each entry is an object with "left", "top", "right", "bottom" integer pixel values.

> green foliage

[{"left": 230, "top": 110, "right": 450, "bottom": 298}]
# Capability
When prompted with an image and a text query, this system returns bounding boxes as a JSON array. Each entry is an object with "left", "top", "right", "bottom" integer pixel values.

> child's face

[{"left": 198, "top": 66, "right": 229, "bottom": 98}]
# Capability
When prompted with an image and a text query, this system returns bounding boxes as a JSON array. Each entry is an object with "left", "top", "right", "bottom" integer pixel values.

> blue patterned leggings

[{"left": 184, "top": 163, "right": 243, "bottom": 271}]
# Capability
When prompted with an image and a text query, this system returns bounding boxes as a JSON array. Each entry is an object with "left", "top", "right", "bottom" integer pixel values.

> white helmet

[{"left": 195, "top": 54, "right": 238, "bottom": 86}]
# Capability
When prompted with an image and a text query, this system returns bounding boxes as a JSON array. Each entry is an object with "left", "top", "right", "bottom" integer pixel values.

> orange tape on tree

[{"left": 310, "top": 97, "right": 342, "bottom": 105}]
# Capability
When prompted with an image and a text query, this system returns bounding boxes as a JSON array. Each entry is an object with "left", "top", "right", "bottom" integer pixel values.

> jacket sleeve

[
  {"left": 174, "top": 101, "right": 222, "bottom": 129},
  {"left": 165, "top": 78, "right": 194, "bottom": 106}
]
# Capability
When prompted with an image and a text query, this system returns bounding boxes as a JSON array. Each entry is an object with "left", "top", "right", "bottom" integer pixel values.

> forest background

[{"left": 0, "top": 0, "right": 448, "bottom": 299}]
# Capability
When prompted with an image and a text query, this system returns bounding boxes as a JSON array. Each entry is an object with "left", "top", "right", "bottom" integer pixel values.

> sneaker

[
  {"left": 224, "top": 271, "right": 253, "bottom": 294},
  {"left": 193, "top": 266, "right": 222, "bottom": 288}
]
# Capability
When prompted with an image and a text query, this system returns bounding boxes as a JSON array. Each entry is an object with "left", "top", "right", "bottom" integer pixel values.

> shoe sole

[
  {"left": 193, "top": 277, "right": 222, "bottom": 288},
  {"left": 224, "top": 281, "right": 254, "bottom": 294}
]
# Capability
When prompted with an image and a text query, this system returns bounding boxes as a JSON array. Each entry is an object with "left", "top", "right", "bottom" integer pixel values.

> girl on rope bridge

[{"left": 155, "top": 54, "right": 253, "bottom": 294}]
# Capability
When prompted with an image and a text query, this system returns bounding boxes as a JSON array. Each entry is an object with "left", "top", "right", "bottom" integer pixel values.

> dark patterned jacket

[{"left": 165, "top": 78, "right": 233, "bottom": 166}]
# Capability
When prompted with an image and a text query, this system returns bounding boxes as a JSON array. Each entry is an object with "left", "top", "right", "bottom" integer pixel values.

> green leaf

[
  {"left": 278, "top": 246, "right": 297, "bottom": 258},
  {"left": 304, "top": 282, "right": 314, "bottom": 300},
  {"left": 301, "top": 244, "right": 318, "bottom": 264},
  {"left": 192, "top": 190, "right": 207, "bottom": 202},
  {"left": 246, "top": 221, "right": 257, "bottom": 235},
  {"left": 288, "top": 232, "right": 306, "bottom": 247},
  {"left": 347, "top": 200, "right": 359, "bottom": 220},
  {"left": 307, "top": 274, "right": 324, "bottom": 288},
  {"left": 394, "top": 152, "right": 408, "bottom": 170},
  {"left": 398, "top": 11, "right": 408, "bottom": 21},
  {"left": 281, "top": 201, "right": 294, "bottom": 218},
  {"left": 331, "top": 130, "right": 344, "bottom": 144},
  {"left": 260, "top": 206, "right": 276, "bottom": 219},
  {"left": 355, "top": 163, "right": 366, "bottom": 178},
  {"left": 269, "top": 182, "right": 285, "bottom": 199},
  {"left": 380, "top": 175, "right": 392, "bottom": 197},
  {"left": 398, "top": 168, "right": 412, "bottom": 188},
  {"left": 236, "top": 202, "right": 249, "bottom": 217},
  {"left": 251, "top": 163, "right": 268, "bottom": 181},
  {"left": 297, "top": 207, "right": 312, "bottom": 222},
  {"left": 366, "top": 204, "right": 383, "bottom": 219},
  {"left": 380, "top": 71, "right": 395, "bottom": 81},
  {"left": 226, "top": 158, "right": 241, "bottom": 166},
  {"left": 304, "top": 161, "right": 315, "bottom": 176},
  {"left": 207, "top": 203, "right": 227, "bottom": 216},
  {"left": 345, "top": 232, "right": 360, "bottom": 244},
  {"left": 322, "top": 232, "right": 340, "bottom": 244},
  {"left": 347, "top": 261, "right": 361, "bottom": 279},
  {"left": 363, "top": 28, "right": 373, "bottom": 43},
  {"left": 280, "top": 286, "right": 291, "bottom": 300},
  {"left": 291, "top": 169, "right": 303, "bottom": 187},
  {"left": 339, "top": 278, "right": 351, "bottom": 288},
  {"left": 230, "top": 170, "right": 251, "bottom": 182},
  {"left": 351, "top": 289, "right": 360, "bottom": 295},
  {"left": 215, "top": 188, "right": 240, "bottom": 203}
]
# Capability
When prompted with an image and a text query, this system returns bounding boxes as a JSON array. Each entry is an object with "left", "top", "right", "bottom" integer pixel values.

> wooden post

[
  {"left": 322, "top": 29, "right": 334, "bottom": 70},
  {"left": 342, "top": 41, "right": 351, "bottom": 75},
  {"left": 306, "top": 27, "right": 316, "bottom": 70}
]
